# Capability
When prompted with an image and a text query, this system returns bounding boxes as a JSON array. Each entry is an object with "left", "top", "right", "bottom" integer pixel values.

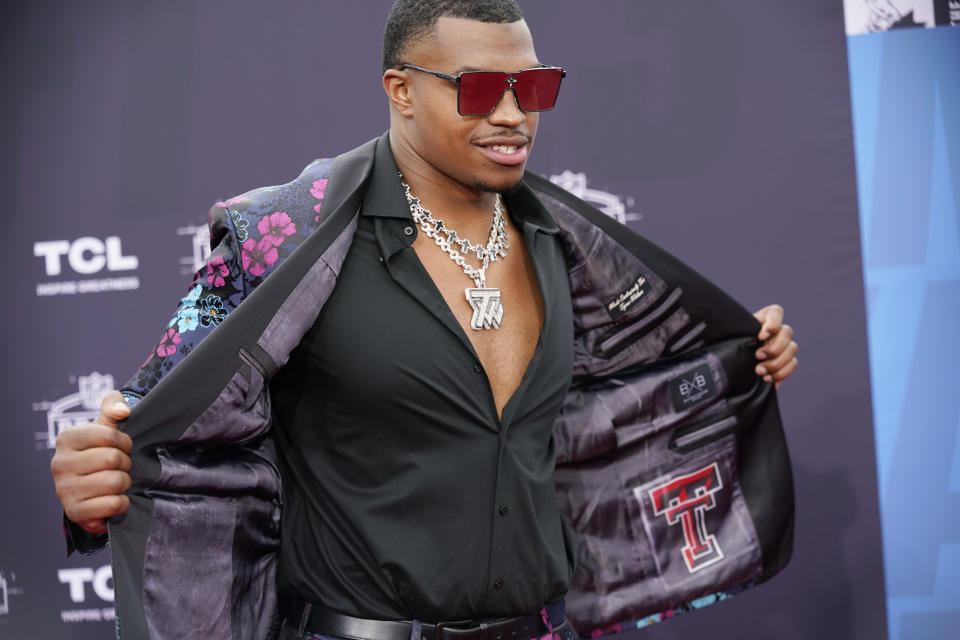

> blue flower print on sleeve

[
  {"left": 181, "top": 284, "right": 202, "bottom": 307},
  {"left": 168, "top": 284, "right": 204, "bottom": 333},
  {"left": 174, "top": 307, "right": 200, "bottom": 333}
]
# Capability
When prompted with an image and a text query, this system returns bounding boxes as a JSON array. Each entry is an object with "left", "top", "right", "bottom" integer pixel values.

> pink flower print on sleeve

[
  {"left": 241, "top": 237, "right": 279, "bottom": 277},
  {"left": 311, "top": 178, "right": 328, "bottom": 221},
  {"left": 157, "top": 328, "right": 182, "bottom": 357},
  {"left": 206, "top": 255, "right": 229, "bottom": 288},
  {"left": 310, "top": 179, "right": 328, "bottom": 203},
  {"left": 257, "top": 211, "right": 297, "bottom": 247},
  {"left": 214, "top": 195, "right": 246, "bottom": 208},
  {"left": 588, "top": 622, "right": 623, "bottom": 639}
]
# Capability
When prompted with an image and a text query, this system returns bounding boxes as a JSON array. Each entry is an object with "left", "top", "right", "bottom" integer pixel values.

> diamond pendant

[{"left": 465, "top": 287, "right": 503, "bottom": 330}]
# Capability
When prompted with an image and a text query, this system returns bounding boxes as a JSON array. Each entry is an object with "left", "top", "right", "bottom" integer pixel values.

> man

[{"left": 51, "top": 2, "right": 798, "bottom": 639}]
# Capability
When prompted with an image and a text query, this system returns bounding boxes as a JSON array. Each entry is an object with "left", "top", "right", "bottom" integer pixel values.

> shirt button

[
  {"left": 494, "top": 578, "right": 504, "bottom": 591},
  {"left": 498, "top": 505, "right": 509, "bottom": 516},
  {"left": 473, "top": 363, "right": 483, "bottom": 374},
  {"left": 403, "top": 226, "right": 415, "bottom": 236}
]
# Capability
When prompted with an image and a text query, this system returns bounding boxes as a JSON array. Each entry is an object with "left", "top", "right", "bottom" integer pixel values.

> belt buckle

[{"left": 434, "top": 620, "right": 487, "bottom": 640}]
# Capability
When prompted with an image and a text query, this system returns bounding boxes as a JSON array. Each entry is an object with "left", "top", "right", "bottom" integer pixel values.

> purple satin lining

[{"left": 140, "top": 220, "right": 358, "bottom": 638}]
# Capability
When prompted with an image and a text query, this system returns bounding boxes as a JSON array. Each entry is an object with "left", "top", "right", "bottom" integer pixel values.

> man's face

[{"left": 396, "top": 17, "right": 544, "bottom": 193}]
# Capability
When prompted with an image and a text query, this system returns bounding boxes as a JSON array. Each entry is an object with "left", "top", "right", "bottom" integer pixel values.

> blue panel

[{"left": 847, "top": 25, "right": 960, "bottom": 640}]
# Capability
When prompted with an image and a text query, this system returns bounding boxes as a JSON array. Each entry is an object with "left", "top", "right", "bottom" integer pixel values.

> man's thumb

[{"left": 99, "top": 390, "right": 130, "bottom": 427}]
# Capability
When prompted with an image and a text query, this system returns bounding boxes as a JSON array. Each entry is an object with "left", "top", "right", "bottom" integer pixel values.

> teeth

[{"left": 491, "top": 145, "right": 518, "bottom": 154}]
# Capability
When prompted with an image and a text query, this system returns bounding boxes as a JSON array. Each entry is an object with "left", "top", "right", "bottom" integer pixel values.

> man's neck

[{"left": 389, "top": 132, "right": 502, "bottom": 240}]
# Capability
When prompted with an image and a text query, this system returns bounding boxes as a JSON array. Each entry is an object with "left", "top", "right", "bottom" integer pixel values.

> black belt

[{"left": 279, "top": 598, "right": 566, "bottom": 640}]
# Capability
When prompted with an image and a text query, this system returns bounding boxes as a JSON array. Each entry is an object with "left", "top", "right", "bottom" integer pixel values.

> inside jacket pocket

[{"left": 238, "top": 347, "right": 267, "bottom": 412}]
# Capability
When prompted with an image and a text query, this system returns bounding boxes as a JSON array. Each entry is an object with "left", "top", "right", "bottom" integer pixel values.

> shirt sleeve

[{"left": 63, "top": 513, "right": 109, "bottom": 556}]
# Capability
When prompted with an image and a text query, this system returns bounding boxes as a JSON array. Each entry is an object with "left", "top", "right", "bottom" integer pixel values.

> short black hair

[{"left": 382, "top": 0, "right": 525, "bottom": 72}]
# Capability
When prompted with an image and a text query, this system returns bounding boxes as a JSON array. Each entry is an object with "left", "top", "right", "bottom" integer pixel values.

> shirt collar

[
  {"left": 361, "top": 134, "right": 415, "bottom": 222},
  {"left": 361, "top": 132, "right": 560, "bottom": 236}
]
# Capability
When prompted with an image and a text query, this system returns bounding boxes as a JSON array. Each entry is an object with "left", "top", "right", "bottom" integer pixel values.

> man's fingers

[
  {"left": 51, "top": 445, "right": 132, "bottom": 491},
  {"left": 67, "top": 494, "right": 131, "bottom": 534},
  {"left": 79, "top": 468, "right": 132, "bottom": 495},
  {"left": 56, "top": 422, "right": 132, "bottom": 454},
  {"left": 56, "top": 467, "right": 131, "bottom": 502},
  {"left": 757, "top": 347, "right": 799, "bottom": 383},
  {"left": 758, "top": 340, "right": 798, "bottom": 374},
  {"left": 81, "top": 447, "right": 132, "bottom": 474},
  {"left": 770, "top": 358, "right": 798, "bottom": 383},
  {"left": 102, "top": 426, "right": 133, "bottom": 454},
  {"left": 753, "top": 304, "right": 784, "bottom": 341},
  {"left": 76, "top": 521, "right": 108, "bottom": 535},
  {"left": 52, "top": 396, "right": 135, "bottom": 536},
  {"left": 750, "top": 305, "right": 799, "bottom": 386},
  {"left": 756, "top": 324, "right": 794, "bottom": 359}
]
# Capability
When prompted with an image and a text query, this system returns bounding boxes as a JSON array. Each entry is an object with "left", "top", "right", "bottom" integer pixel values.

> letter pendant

[{"left": 465, "top": 287, "right": 503, "bottom": 330}]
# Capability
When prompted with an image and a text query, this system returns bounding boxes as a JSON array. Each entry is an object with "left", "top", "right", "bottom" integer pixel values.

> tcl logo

[
  {"left": 58, "top": 566, "right": 114, "bottom": 603},
  {"left": 34, "top": 237, "right": 138, "bottom": 276}
]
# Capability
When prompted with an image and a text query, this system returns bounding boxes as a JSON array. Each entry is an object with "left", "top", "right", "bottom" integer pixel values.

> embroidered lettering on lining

[{"left": 606, "top": 276, "right": 649, "bottom": 320}]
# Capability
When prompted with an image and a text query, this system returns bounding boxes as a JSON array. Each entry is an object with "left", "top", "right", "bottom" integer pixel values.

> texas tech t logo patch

[
  {"left": 646, "top": 463, "right": 725, "bottom": 573},
  {"left": 634, "top": 453, "right": 763, "bottom": 590}
]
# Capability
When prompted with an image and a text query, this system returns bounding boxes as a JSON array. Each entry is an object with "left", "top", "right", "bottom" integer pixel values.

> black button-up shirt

[{"left": 271, "top": 138, "right": 577, "bottom": 622}]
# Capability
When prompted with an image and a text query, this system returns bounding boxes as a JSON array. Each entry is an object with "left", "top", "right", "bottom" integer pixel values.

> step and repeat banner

[{"left": 1, "top": 1, "right": 892, "bottom": 638}]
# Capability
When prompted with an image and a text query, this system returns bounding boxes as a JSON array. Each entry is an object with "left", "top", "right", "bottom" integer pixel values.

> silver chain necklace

[{"left": 400, "top": 176, "right": 509, "bottom": 330}]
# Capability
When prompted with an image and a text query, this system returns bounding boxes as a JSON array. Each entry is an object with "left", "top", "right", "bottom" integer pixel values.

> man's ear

[{"left": 383, "top": 70, "right": 414, "bottom": 117}]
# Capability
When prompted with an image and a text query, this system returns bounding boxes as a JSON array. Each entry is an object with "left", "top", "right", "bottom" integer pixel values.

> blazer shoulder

[
  {"left": 121, "top": 158, "right": 338, "bottom": 400},
  {"left": 213, "top": 157, "right": 336, "bottom": 287},
  {"left": 216, "top": 157, "right": 335, "bottom": 227}
]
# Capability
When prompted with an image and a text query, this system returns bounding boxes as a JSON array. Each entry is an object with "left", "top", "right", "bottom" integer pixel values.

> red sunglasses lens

[
  {"left": 458, "top": 72, "right": 508, "bottom": 115},
  {"left": 513, "top": 68, "right": 564, "bottom": 112},
  {"left": 458, "top": 68, "right": 564, "bottom": 115}
]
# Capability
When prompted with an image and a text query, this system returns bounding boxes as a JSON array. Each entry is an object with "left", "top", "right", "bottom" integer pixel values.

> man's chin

[{"left": 472, "top": 172, "right": 525, "bottom": 194}]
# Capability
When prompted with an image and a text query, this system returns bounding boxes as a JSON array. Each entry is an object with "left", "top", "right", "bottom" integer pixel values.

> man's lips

[{"left": 475, "top": 137, "right": 530, "bottom": 167}]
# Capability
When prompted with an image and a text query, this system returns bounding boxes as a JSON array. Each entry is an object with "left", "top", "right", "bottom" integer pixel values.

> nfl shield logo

[{"left": 79, "top": 373, "right": 115, "bottom": 411}]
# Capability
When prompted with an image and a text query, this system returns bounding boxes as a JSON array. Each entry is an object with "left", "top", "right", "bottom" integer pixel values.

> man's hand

[
  {"left": 752, "top": 304, "right": 798, "bottom": 388},
  {"left": 51, "top": 390, "right": 133, "bottom": 535}
]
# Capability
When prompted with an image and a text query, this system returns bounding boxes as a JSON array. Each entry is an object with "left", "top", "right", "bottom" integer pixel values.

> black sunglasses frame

[{"left": 397, "top": 64, "right": 566, "bottom": 116}]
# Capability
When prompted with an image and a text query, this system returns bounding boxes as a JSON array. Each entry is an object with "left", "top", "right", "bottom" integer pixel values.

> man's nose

[{"left": 487, "top": 88, "right": 525, "bottom": 126}]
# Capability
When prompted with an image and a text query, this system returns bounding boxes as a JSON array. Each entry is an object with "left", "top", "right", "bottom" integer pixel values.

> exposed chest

[{"left": 412, "top": 223, "right": 545, "bottom": 417}]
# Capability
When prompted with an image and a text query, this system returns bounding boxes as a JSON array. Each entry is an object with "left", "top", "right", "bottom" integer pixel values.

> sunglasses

[{"left": 398, "top": 64, "right": 566, "bottom": 116}]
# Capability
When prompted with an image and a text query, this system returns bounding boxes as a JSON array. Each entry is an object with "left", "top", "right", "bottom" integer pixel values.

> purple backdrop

[{"left": 0, "top": 1, "right": 884, "bottom": 638}]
